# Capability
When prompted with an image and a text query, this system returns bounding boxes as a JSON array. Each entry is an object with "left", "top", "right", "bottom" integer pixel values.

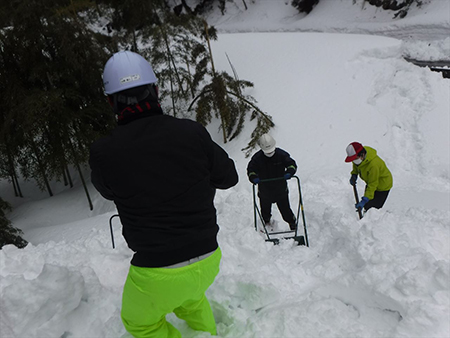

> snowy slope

[
  {"left": 206, "top": 0, "right": 450, "bottom": 60},
  {"left": 1, "top": 2, "right": 449, "bottom": 338},
  {"left": 206, "top": 0, "right": 450, "bottom": 39}
]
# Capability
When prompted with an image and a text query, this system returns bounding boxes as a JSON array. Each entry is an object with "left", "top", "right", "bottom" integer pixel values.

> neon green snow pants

[{"left": 121, "top": 248, "right": 221, "bottom": 338}]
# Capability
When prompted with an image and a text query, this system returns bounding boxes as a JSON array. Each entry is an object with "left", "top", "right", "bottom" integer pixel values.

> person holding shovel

[
  {"left": 345, "top": 142, "right": 393, "bottom": 212},
  {"left": 247, "top": 134, "right": 297, "bottom": 230}
]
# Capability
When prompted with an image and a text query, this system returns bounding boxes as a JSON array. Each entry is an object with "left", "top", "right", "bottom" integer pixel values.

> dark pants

[
  {"left": 260, "top": 193, "right": 295, "bottom": 225},
  {"left": 364, "top": 190, "right": 390, "bottom": 211}
]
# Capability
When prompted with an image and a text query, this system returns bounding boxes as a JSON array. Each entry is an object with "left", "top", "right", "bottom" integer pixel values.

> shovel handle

[
  {"left": 258, "top": 176, "right": 287, "bottom": 183},
  {"left": 353, "top": 185, "right": 363, "bottom": 220}
]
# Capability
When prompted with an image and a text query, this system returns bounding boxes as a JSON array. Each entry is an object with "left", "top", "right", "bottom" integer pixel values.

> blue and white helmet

[{"left": 103, "top": 51, "right": 157, "bottom": 95}]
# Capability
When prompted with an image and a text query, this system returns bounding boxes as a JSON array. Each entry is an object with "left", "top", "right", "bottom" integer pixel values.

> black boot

[{"left": 289, "top": 216, "right": 297, "bottom": 231}]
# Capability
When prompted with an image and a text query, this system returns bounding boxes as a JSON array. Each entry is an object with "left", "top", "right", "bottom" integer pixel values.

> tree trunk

[
  {"left": 132, "top": 29, "right": 138, "bottom": 52},
  {"left": 168, "top": 53, "right": 178, "bottom": 117},
  {"left": 185, "top": 56, "right": 195, "bottom": 98},
  {"left": 30, "top": 138, "right": 53, "bottom": 197},
  {"left": 160, "top": 26, "right": 186, "bottom": 97},
  {"left": 11, "top": 174, "right": 18, "bottom": 197},
  {"left": 65, "top": 164, "right": 73, "bottom": 188},
  {"left": 76, "top": 160, "right": 93, "bottom": 210},
  {"left": 62, "top": 164, "right": 68, "bottom": 186},
  {"left": 203, "top": 20, "right": 216, "bottom": 76},
  {"left": 203, "top": 20, "right": 227, "bottom": 143},
  {"left": 6, "top": 150, "right": 23, "bottom": 197},
  {"left": 13, "top": 171, "right": 23, "bottom": 198},
  {"left": 68, "top": 138, "right": 93, "bottom": 210},
  {"left": 10, "top": 159, "right": 23, "bottom": 198}
]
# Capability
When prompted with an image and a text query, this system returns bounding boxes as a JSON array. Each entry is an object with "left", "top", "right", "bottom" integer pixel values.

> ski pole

[{"left": 353, "top": 185, "right": 363, "bottom": 220}]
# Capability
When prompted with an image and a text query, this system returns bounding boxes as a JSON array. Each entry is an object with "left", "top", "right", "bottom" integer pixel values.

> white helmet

[
  {"left": 103, "top": 51, "right": 157, "bottom": 95},
  {"left": 259, "top": 134, "right": 276, "bottom": 154}
]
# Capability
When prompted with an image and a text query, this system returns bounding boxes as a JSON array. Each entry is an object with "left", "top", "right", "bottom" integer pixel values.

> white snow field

[{"left": 1, "top": 1, "right": 449, "bottom": 337}]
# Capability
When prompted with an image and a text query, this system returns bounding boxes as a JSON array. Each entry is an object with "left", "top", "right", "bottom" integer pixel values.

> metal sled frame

[
  {"left": 252, "top": 176, "right": 309, "bottom": 246},
  {"left": 109, "top": 214, "right": 120, "bottom": 249}
]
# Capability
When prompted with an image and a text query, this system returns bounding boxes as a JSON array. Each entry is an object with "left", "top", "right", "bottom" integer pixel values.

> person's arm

[
  {"left": 89, "top": 144, "right": 115, "bottom": 200},
  {"left": 349, "top": 163, "right": 359, "bottom": 186},
  {"left": 363, "top": 165, "right": 380, "bottom": 200},
  {"left": 247, "top": 156, "right": 260, "bottom": 184},
  {"left": 198, "top": 125, "right": 238, "bottom": 190},
  {"left": 209, "top": 142, "right": 239, "bottom": 189},
  {"left": 282, "top": 151, "right": 297, "bottom": 177}
]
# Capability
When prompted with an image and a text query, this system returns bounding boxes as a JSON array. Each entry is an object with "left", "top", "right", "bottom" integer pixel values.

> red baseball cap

[{"left": 345, "top": 142, "right": 364, "bottom": 162}]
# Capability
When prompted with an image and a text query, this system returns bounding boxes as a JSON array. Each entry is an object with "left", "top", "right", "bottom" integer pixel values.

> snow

[{"left": 1, "top": 1, "right": 449, "bottom": 338}]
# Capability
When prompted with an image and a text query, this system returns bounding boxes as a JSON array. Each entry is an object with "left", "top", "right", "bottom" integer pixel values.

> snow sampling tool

[
  {"left": 252, "top": 175, "right": 309, "bottom": 246},
  {"left": 352, "top": 185, "right": 363, "bottom": 220}
]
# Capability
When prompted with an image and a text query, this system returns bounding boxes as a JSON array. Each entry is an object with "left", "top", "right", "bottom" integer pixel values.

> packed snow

[{"left": 1, "top": 1, "right": 449, "bottom": 337}]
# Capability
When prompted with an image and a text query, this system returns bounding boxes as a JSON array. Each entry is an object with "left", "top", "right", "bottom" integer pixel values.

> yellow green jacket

[{"left": 351, "top": 146, "right": 393, "bottom": 200}]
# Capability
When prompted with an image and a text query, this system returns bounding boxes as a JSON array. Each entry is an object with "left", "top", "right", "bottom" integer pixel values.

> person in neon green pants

[
  {"left": 90, "top": 51, "right": 238, "bottom": 338},
  {"left": 121, "top": 248, "right": 222, "bottom": 337}
]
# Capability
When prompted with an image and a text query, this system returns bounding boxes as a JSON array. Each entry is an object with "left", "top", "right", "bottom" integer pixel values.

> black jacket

[
  {"left": 247, "top": 148, "right": 297, "bottom": 199},
  {"left": 89, "top": 108, "right": 238, "bottom": 267}
]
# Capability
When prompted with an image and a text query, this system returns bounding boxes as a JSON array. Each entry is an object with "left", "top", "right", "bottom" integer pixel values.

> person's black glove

[{"left": 350, "top": 174, "right": 357, "bottom": 186}]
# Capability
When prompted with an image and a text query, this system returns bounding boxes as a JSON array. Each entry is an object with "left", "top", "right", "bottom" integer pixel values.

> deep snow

[{"left": 1, "top": 1, "right": 449, "bottom": 337}]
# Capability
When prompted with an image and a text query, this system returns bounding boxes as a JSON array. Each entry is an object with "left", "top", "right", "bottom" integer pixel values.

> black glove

[{"left": 350, "top": 174, "right": 357, "bottom": 186}]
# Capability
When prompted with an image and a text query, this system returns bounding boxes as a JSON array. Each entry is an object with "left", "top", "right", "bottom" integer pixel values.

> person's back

[
  {"left": 89, "top": 50, "right": 238, "bottom": 338},
  {"left": 91, "top": 113, "right": 237, "bottom": 267}
]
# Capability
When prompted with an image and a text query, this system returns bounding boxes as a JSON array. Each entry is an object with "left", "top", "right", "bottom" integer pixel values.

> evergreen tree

[
  {"left": 100, "top": 0, "right": 273, "bottom": 154},
  {"left": 177, "top": 0, "right": 226, "bottom": 15},
  {"left": 97, "top": 0, "right": 211, "bottom": 116},
  {"left": 189, "top": 21, "right": 274, "bottom": 155},
  {"left": 292, "top": 0, "right": 320, "bottom": 14},
  {"left": 176, "top": 0, "right": 249, "bottom": 15},
  {"left": 366, "top": 0, "right": 422, "bottom": 18},
  {"left": 0, "top": 198, "right": 27, "bottom": 249},
  {"left": 96, "top": 0, "right": 165, "bottom": 51},
  {"left": 0, "top": 0, "right": 115, "bottom": 206},
  {"left": 144, "top": 10, "right": 214, "bottom": 116}
]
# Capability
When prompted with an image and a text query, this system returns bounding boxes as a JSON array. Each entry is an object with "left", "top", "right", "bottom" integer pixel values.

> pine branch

[
  {"left": 188, "top": 89, "right": 214, "bottom": 111},
  {"left": 225, "top": 90, "right": 274, "bottom": 127}
]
